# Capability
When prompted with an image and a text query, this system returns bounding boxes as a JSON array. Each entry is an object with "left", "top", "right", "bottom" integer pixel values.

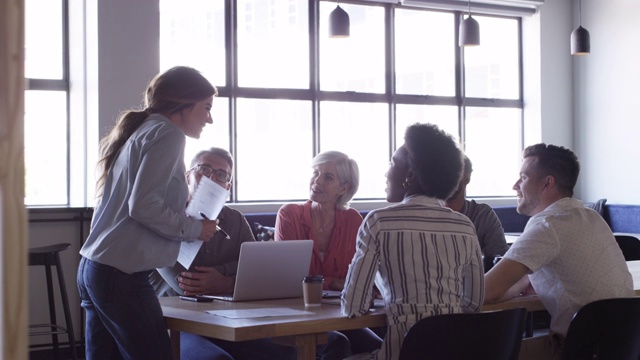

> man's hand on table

[{"left": 178, "top": 266, "right": 234, "bottom": 296}]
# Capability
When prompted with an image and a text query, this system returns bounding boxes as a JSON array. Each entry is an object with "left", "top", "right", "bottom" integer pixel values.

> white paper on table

[
  {"left": 206, "top": 308, "right": 315, "bottom": 319},
  {"left": 178, "top": 176, "right": 230, "bottom": 269}
]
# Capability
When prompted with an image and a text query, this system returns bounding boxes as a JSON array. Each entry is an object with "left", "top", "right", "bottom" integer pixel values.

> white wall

[
  {"left": 90, "top": 0, "right": 160, "bottom": 144},
  {"left": 574, "top": 0, "right": 640, "bottom": 204},
  {"left": 522, "top": 0, "right": 574, "bottom": 174},
  {"left": 538, "top": 0, "right": 574, "bottom": 149}
]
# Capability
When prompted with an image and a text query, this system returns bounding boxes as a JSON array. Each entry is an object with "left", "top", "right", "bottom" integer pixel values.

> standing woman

[{"left": 77, "top": 66, "right": 219, "bottom": 359}]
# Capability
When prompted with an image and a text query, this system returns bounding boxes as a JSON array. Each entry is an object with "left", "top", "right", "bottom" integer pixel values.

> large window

[
  {"left": 24, "top": 0, "right": 525, "bottom": 206},
  {"left": 24, "top": 0, "right": 69, "bottom": 206},
  {"left": 160, "top": 0, "right": 524, "bottom": 203}
]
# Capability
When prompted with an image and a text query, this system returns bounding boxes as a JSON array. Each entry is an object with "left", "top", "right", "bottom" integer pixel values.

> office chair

[
  {"left": 399, "top": 308, "right": 527, "bottom": 360},
  {"left": 563, "top": 297, "right": 640, "bottom": 360},
  {"left": 614, "top": 235, "right": 640, "bottom": 261}
]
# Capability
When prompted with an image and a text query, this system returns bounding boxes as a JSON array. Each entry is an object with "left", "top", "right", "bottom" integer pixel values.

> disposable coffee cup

[{"left": 302, "top": 275, "right": 324, "bottom": 307}]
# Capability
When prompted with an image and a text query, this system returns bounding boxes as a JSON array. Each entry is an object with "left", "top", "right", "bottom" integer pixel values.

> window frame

[
  {"left": 210, "top": 0, "right": 524, "bottom": 203},
  {"left": 24, "top": 0, "right": 525, "bottom": 207}
]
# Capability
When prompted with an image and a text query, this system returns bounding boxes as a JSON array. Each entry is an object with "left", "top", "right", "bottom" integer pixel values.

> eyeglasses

[{"left": 189, "top": 164, "right": 232, "bottom": 184}]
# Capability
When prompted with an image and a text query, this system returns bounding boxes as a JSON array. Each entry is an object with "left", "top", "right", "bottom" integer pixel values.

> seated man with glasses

[
  {"left": 150, "top": 147, "right": 295, "bottom": 360},
  {"left": 151, "top": 147, "right": 252, "bottom": 298}
]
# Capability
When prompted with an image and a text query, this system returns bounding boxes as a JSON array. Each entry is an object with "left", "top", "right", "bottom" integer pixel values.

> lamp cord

[
  {"left": 467, "top": 0, "right": 471, "bottom": 16},
  {"left": 579, "top": 0, "right": 582, "bottom": 26}
]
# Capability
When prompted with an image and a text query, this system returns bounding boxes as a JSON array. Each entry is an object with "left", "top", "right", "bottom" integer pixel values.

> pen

[{"left": 199, "top": 212, "right": 231, "bottom": 239}]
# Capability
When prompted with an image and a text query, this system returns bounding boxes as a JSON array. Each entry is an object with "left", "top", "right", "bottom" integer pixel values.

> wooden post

[{"left": 0, "top": 0, "right": 28, "bottom": 359}]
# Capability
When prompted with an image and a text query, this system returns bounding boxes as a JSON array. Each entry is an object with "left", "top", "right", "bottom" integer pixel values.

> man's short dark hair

[
  {"left": 404, "top": 123, "right": 463, "bottom": 200},
  {"left": 523, "top": 143, "right": 580, "bottom": 197}
]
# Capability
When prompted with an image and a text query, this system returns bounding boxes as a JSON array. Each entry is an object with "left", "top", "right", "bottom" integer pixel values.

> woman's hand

[
  {"left": 329, "top": 278, "right": 345, "bottom": 291},
  {"left": 197, "top": 219, "right": 218, "bottom": 242}
]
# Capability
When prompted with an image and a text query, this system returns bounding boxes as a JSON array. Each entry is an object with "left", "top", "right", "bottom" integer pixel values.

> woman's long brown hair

[{"left": 95, "top": 66, "right": 217, "bottom": 198}]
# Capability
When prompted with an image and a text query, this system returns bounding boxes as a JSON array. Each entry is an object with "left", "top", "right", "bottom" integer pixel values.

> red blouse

[{"left": 275, "top": 200, "right": 363, "bottom": 290}]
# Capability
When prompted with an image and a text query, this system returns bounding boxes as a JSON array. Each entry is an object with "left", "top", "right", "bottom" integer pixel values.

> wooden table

[
  {"left": 162, "top": 261, "right": 640, "bottom": 359},
  {"left": 160, "top": 296, "right": 546, "bottom": 360},
  {"left": 160, "top": 296, "right": 386, "bottom": 360},
  {"left": 628, "top": 260, "right": 640, "bottom": 290},
  {"left": 481, "top": 294, "right": 545, "bottom": 312},
  {"left": 483, "top": 260, "right": 640, "bottom": 312}
]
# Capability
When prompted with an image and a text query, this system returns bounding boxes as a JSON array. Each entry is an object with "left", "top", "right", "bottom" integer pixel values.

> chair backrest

[
  {"left": 563, "top": 297, "right": 640, "bottom": 360},
  {"left": 399, "top": 308, "right": 527, "bottom": 360},
  {"left": 614, "top": 235, "right": 640, "bottom": 261}
]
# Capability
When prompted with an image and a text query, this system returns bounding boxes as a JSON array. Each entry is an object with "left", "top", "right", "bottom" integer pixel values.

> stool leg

[
  {"left": 54, "top": 252, "right": 78, "bottom": 360},
  {"left": 44, "top": 262, "right": 60, "bottom": 360}
]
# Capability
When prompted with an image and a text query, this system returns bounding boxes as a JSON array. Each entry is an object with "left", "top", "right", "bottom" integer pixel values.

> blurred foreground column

[{"left": 0, "top": 0, "right": 28, "bottom": 359}]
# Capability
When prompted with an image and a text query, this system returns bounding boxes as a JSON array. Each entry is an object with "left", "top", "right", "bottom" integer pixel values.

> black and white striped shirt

[{"left": 342, "top": 195, "right": 484, "bottom": 360}]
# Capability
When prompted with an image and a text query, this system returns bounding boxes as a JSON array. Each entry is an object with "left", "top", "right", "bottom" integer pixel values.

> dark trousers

[{"left": 77, "top": 257, "right": 173, "bottom": 360}]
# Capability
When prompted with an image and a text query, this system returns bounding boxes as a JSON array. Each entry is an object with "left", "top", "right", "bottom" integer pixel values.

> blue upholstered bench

[
  {"left": 244, "top": 204, "right": 640, "bottom": 240},
  {"left": 604, "top": 205, "right": 640, "bottom": 234}
]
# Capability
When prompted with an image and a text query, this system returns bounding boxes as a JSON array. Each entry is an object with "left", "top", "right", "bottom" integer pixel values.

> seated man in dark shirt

[
  {"left": 150, "top": 147, "right": 294, "bottom": 360},
  {"left": 151, "top": 147, "right": 254, "bottom": 297},
  {"left": 443, "top": 155, "right": 508, "bottom": 271}
]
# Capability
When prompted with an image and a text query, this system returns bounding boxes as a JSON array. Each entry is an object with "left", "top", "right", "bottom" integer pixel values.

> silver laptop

[{"left": 210, "top": 240, "right": 313, "bottom": 302}]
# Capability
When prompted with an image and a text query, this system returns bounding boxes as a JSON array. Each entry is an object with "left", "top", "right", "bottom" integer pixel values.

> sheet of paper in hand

[
  {"left": 178, "top": 177, "right": 230, "bottom": 269},
  {"left": 185, "top": 176, "right": 229, "bottom": 220}
]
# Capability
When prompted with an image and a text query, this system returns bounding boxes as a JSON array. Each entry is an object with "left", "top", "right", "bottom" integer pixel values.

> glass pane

[
  {"left": 395, "top": 10, "right": 455, "bottom": 96},
  {"left": 235, "top": 99, "right": 312, "bottom": 201},
  {"left": 319, "top": 3, "right": 385, "bottom": 93},
  {"left": 237, "top": 0, "right": 309, "bottom": 88},
  {"left": 184, "top": 97, "right": 229, "bottom": 167},
  {"left": 160, "top": 0, "right": 226, "bottom": 86},
  {"left": 319, "top": 102, "right": 389, "bottom": 199},
  {"left": 396, "top": 105, "right": 459, "bottom": 147},
  {"left": 464, "top": 107, "right": 522, "bottom": 197},
  {"left": 464, "top": 16, "right": 520, "bottom": 99},
  {"left": 24, "top": 91, "right": 68, "bottom": 205},
  {"left": 25, "top": 0, "right": 63, "bottom": 79}
]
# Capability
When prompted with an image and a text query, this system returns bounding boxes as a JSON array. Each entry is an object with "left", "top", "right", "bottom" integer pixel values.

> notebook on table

[{"left": 209, "top": 240, "right": 314, "bottom": 302}]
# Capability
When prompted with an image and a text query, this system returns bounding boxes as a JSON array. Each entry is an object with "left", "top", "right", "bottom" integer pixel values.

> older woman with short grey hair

[
  {"left": 311, "top": 150, "right": 360, "bottom": 210},
  {"left": 275, "top": 150, "right": 361, "bottom": 290},
  {"left": 276, "top": 150, "right": 383, "bottom": 359}
]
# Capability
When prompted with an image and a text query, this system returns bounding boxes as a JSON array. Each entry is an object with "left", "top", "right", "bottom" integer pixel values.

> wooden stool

[{"left": 29, "top": 243, "right": 78, "bottom": 360}]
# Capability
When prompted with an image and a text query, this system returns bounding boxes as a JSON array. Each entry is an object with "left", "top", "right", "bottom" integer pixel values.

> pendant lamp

[
  {"left": 571, "top": 0, "right": 590, "bottom": 55},
  {"left": 459, "top": 0, "right": 480, "bottom": 47},
  {"left": 329, "top": 3, "right": 350, "bottom": 38}
]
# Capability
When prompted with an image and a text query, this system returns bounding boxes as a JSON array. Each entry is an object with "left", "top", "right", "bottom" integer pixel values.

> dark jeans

[
  {"left": 342, "top": 328, "right": 384, "bottom": 355},
  {"left": 181, "top": 332, "right": 295, "bottom": 360},
  {"left": 77, "top": 257, "right": 173, "bottom": 360},
  {"left": 179, "top": 333, "right": 233, "bottom": 360},
  {"left": 180, "top": 331, "right": 349, "bottom": 360},
  {"left": 317, "top": 331, "right": 352, "bottom": 360}
]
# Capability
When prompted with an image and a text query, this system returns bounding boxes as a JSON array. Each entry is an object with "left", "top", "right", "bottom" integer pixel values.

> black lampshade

[
  {"left": 459, "top": 15, "right": 480, "bottom": 47},
  {"left": 571, "top": 26, "right": 590, "bottom": 55},
  {"left": 329, "top": 5, "right": 350, "bottom": 38}
]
